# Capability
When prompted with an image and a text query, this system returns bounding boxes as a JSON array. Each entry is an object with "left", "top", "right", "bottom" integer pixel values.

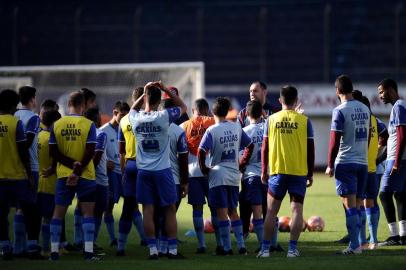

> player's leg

[
  {"left": 246, "top": 176, "right": 264, "bottom": 248},
  {"left": 94, "top": 184, "right": 108, "bottom": 246},
  {"left": 229, "top": 196, "right": 247, "bottom": 255},
  {"left": 13, "top": 208, "right": 27, "bottom": 256},
  {"left": 38, "top": 193, "right": 55, "bottom": 256},
  {"left": 73, "top": 201, "right": 83, "bottom": 248},
  {"left": 104, "top": 170, "right": 119, "bottom": 246},
  {"left": 395, "top": 160, "right": 406, "bottom": 244},
  {"left": 188, "top": 177, "right": 207, "bottom": 253},
  {"left": 379, "top": 160, "right": 400, "bottom": 245},
  {"left": 356, "top": 167, "right": 368, "bottom": 248},
  {"left": 365, "top": 172, "right": 379, "bottom": 249},
  {"left": 0, "top": 182, "right": 12, "bottom": 260},
  {"left": 239, "top": 179, "right": 252, "bottom": 239}
]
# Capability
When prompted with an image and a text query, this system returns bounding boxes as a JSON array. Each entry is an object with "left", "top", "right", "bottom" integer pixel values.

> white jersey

[
  {"left": 242, "top": 122, "right": 263, "bottom": 179},
  {"left": 129, "top": 107, "right": 181, "bottom": 171},
  {"left": 95, "top": 128, "right": 108, "bottom": 186},
  {"left": 100, "top": 122, "right": 121, "bottom": 174},
  {"left": 387, "top": 99, "right": 406, "bottom": 161},
  {"left": 14, "top": 108, "right": 40, "bottom": 171},
  {"left": 199, "top": 121, "right": 252, "bottom": 188},
  {"left": 168, "top": 123, "right": 188, "bottom": 185}
]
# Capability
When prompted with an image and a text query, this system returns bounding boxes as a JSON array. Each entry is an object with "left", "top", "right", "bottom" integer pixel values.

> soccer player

[
  {"left": 14, "top": 86, "right": 42, "bottom": 257},
  {"left": 0, "top": 89, "right": 42, "bottom": 260},
  {"left": 37, "top": 110, "right": 61, "bottom": 256},
  {"left": 240, "top": 100, "right": 267, "bottom": 249},
  {"left": 84, "top": 108, "right": 109, "bottom": 247},
  {"left": 237, "top": 81, "right": 282, "bottom": 249},
  {"left": 116, "top": 87, "right": 146, "bottom": 256},
  {"left": 325, "top": 75, "right": 370, "bottom": 255},
  {"left": 39, "top": 99, "right": 59, "bottom": 130},
  {"left": 100, "top": 101, "right": 129, "bottom": 247},
  {"left": 377, "top": 78, "right": 406, "bottom": 246},
  {"left": 80, "top": 88, "right": 97, "bottom": 110},
  {"left": 181, "top": 98, "right": 219, "bottom": 254},
  {"left": 257, "top": 86, "right": 314, "bottom": 258},
  {"left": 162, "top": 86, "right": 189, "bottom": 125},
  {"left": 49, "top": 91, "right": 99, "bottom": 261},
  {"left": 129, "top": 81, "right": 187, "bottom": 259},
  {"left": 199, "top": 97, "right": 253, "bottom": 256}
]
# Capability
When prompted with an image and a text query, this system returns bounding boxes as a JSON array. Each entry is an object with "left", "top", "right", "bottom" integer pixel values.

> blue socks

[
  {"left": 13, "top": 213, "right": 26, "bottom": 254},
  {"left": 147, "top": 238, "right": 158, "bottom": 255},
  {"left": 366, "top": 206, "right": 379, "bottom": 244},
  {"left": 104, "top": 215, "right": 116, "bottom": 242},
  {"left": 261, "top": 239, "right": 271, "bottom": 252},
  {"left": 82, "top": 217, "right": 95, "bottom": 253},
  {"left": 193, "top": 210, "right": 205, "bottom": 248},
  {"left": 159, "top": 236, "right": 168, "bottom": 254},
  {"left": 133, "top": 211, "right": 146, "bottom": 242},
  {"left": 118, "top": 220, "right": 132, "bottom": 251},
  {"left": 288, "top": 240, "right": 298, "bottom": 251},
  {"left": 358, "top": 206, "right": 367, "bottom": 245},
  {"left": 346, "top": 208, "right": 360, "bottom": 250},
  {"left": 168, "top": 238, "right": 178, "bottom": 255},
  {"left": 50, "top": 218, "right": 62, "bottom": 253},
  {"left": 41, "top": 224, "right": 50, "bottom": 252},
  {"left": 231, "top": 219, "right": 245, "bottom": 249},
  {"left": 252, "top": 218, "right": 264, "bottom": 245},
  {"left": 219, "top": 220, "right": 231, "bottom": 251},
  {"left": 74, "top": 208, "right": 83, "bottom": 245},
  {"left": 211, "top": 215, "right": 222, "bottom": 247},
  {"left": 271, "top": 217, "right": 279, "bottom": 247}
]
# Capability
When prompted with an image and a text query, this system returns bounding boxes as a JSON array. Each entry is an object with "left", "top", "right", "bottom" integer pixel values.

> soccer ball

[
  {"left": 288, "top": 218, "right": 308, "bottom": 232},
  {"left": 307, "top": 216, "right": 325, "bottom": 232},
  {"left": 278, "top": 216, "right": 291, "bottom": 232},
  {"left": 204, "top": 218, "right": 215, "bottom": 233}
]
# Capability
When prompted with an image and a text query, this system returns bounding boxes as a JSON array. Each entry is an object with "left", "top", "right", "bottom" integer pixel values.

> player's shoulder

[
  {"left": 394, "top": 99, "right": 406, "bottom": 109},
  {"left": 100, "top": 122, "right": 110, "bottom": 130}
]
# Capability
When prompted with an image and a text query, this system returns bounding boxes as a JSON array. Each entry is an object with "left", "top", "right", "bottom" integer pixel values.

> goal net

[{"left": 0, "top": 62, "right": 205, "bottom": 115}]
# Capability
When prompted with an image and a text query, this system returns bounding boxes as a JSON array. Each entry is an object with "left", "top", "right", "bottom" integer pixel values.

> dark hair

[
  {"left": 252, "top": 81, "right": 267, "bottom": 90},
  {"left": 280, "top": 85, "right": 298, "bottom": 106},
  {"left": 335, "top": 75, "right": 353, "bottom": 94},
  {"left": 378, "top": 78, "right": 398, "bottom": 93},
  {"left": 68, "top": 91, "right": 85, "bottom": 108},
  {"left": 19, "top": 86, "right": 36, "bottom": 105},
  {"left": 194, "top": 98, "right": 209, "bottom": 114},
  {"left": 84, "top": 107, "right": 100, "bottom": 124},
  {"left": 42, "top": 110, "right": 61, "bottom": 127},
  {"left": 212, "top": 97, "right": 230, "bottom": 117},
  {"left": 0, "top": 89, "right": 20, "bottom": 113},
  {"left": 352, "top": 90, "right": 363, "bottom": 102},
  {"left": 144, "top": 84, "right": 162, "bottom": 106},
  {"left": 80, "top": 88, "right": 96, "bottom": 104},
  {"left": 246, "top": 100, "right": 262, "bottom": 119},
  {"left": 41, "top": 99, "right": 59, "bottom": 111},
  {"left": 361, "top": 96, "right": 371, "bottom": 110},
  {"left": 132, "top": 87, "right": 144, "bottom": 101},
  {"left": 113, "top": 101, "right": 130, "bottom": 112},
  {"left": 162, "top": 98, "right": 175, "bottom": 109}
]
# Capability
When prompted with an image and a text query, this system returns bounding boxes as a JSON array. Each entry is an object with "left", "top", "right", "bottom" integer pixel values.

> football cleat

[
  {"left": 256, "top": 250, "right": 270, "bottom": 258},
  {"left": 378, "top": 236, "right": 400, "bottom": 247},
  {"left": 338, "top": 246, "right": 362, "bottom": 255},
  {"left": 287, "top": 249, "right": 300, "bottom": 258}
]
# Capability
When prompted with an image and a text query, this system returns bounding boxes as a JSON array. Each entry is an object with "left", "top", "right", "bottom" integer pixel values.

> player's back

[
  {"left": 101, "top": 122, "right": 121, "bottom": 174},
  {"left": 38, "top": 129, "right": 57, "bottom": 194},
  {"left": 242, "top": 122, "right": 263, "bottom": 178},
  {"left": 0, "top": 115, "right": 26, "bottom": 180},
  {"left": 14, "top": 108, "right": 39, "bottom": 171},
  {"left": 119, "top": 114, "right": 136, "bottom": 160},
  {"left": 51, "top": 115, "right": 96, "bottom": 180},
  {"left": 333, "top": 100, "right": 370, "bottom": 165}
]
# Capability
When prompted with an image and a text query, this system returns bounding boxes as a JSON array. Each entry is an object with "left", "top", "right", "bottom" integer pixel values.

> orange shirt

[{"left": 180, "top": 116, "right": 215, "bottom": 156}]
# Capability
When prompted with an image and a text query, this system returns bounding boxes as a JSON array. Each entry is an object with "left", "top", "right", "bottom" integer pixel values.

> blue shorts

[
  {"left": 95, "top": 184, "right": 109, "bottom": 213},
  {"left": 55, "top": 178, "right": 97, "bottom": 206},
  {"left": 108, "top": 170, "right": 122, "bottom": 203},
  {"left": 335, "top": 163, "right": 368, "bottom": 198},
  {"left": 380, "top": 159, "right": 406, "bottom": 192},
  {"left": 36, "top": 192, "right": 55, "bottom": 219},
  {"left": 0, "top": 180, "right": 35, "bottom": 204},
  {"left": 268, "top": 174, "right": 307, "bottom": 201},
  {"left": 365, "top": 172, "right": 380, "bottom": 199},
  {"left": 242, "top": 176, "right": 266, "bottom": 205},
  {"left": 122, "top": 159, "right": 137, "bottom": 198},
  {"left": 188, "top": 177, "right": 209, "bottom": 205},
  {"left": 208, "top": 185, "right": 239, "bottom": 209},
  {"left": 136, "top": 168, "right": 177, "bottom": 207}
]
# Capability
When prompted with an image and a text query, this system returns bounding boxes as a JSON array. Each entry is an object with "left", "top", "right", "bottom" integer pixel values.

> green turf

[{"left": 2, "top": 173, "right": 406, "bottom": 269}]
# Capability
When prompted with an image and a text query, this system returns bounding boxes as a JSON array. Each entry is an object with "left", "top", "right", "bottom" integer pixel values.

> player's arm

[
  {"left": 93, "top": 132, "right": 107, "bottom": 167},
  {"left": 238, "top": 130, "right": 253, "bottom": 172},
  {"left": 326, "top": 109, "right": 344, "bottom": 177},
  {"left": 49, "top": 127, "right": 77, "bottom": 169},
  {"left": 16, "top": 120, "right": 32, "bottom": 182},
  {"left": 131, "top": 93, "right": 145, "bottom": 111},
  {"left": 307, "top": 119, "right": 315, "bottom": 187},
  {"left": 177, "top": 132, "right": 189, "bottom": 187},
  {"left": 392, "top": 105, "right": 406, "bottom": 174},
  {"left": 118, "top": 127, "right": 126, "bottom": 173},
  {"left": 261, "top": 119, "right": 269, "bottom": 184},
  {"left": 25, "top": 115, "right": 40, "bottom": 148},
  {"left": 376, "top": 119, "right": 388, "bottom": 165},
  {"left": 73, "top": 124, "right": 97, "bottom": 176},
  {"left": 198, "top": 130, "right": 213, "bottom": 176}
]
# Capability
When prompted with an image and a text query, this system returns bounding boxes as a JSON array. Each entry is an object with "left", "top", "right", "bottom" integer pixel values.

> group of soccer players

[{"left": 0, "top": 75, "right": 405, "bottom": 261}]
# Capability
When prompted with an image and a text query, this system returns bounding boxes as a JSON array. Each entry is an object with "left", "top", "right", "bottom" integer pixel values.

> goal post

[{"left": 0, "top": 62, "right": 205, "bottom": 115}]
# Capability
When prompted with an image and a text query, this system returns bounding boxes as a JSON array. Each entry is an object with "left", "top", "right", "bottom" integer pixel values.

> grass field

[{"left": 2, "top": 173, "right": 405, "bottom": 269}]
